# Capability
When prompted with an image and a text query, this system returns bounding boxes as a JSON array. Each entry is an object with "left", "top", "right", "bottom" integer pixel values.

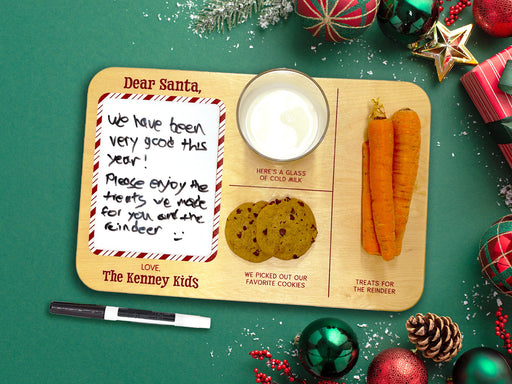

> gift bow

[
  {"left": 499, "top": 60, "right": 512, "bottom": 95},
  {"left": 495, "top": 60, "right": 512, "bottom": 135}
]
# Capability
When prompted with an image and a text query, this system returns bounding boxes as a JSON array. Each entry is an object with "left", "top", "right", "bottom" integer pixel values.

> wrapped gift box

[
  {"left": 461, "top": 46, "right": 512, "bottom": 168},
  {"left": 461, "top": 46, "right": 512, "bottom": 123}
]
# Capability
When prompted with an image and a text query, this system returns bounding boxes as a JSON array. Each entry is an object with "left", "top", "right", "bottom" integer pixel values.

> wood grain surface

[{"left": 76, "top": 67, "right": 430, "bottom": 311}]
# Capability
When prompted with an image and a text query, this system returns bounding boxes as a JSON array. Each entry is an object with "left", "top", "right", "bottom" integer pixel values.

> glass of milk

[{"left": 237, "top": 68, "right": 329, "bottom": 162}]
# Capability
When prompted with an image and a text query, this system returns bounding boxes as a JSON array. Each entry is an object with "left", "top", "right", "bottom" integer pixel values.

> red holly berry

[
  {"left": 440, "top": 0, "right": 472, "bottom": 24},
  {"left": 249, "top": 349, "right": 345, "bottom": 384},
  {"left": 494, "top": 306, "right": 512, "bottom": 358}
]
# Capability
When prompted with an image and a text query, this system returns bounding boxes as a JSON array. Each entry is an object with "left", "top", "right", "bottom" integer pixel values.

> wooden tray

[{"left": 76, "top": 67, "right": 430, "bottom": 311}]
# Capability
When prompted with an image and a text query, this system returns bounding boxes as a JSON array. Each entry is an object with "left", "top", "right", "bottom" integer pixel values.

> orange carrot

[
  {"left": 367, "top": 99, "right": 395, "bottom": 261},
  {"left": 392, "top": 108, "right": 421, "bottom": 255},
  {"left": 361, "top": 141, "right": 380, "bottom": 255}
]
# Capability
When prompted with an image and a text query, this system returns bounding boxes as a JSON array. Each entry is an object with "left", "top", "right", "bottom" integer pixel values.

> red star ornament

[{"left": 412, "top": 22, "right": 478, "bottom": 82}]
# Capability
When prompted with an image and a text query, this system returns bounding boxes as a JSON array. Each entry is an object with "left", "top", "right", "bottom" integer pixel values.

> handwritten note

[{"left": 89, "top": 94, "right": 225, "bottom": 262}]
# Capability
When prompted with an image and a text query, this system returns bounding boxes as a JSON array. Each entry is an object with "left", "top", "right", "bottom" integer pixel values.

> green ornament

[
  {"left": 453, "top": 347, "right": 512, "bottom": 384},
  {"left": 377, "top": 0, "right": 440, "bottom": 44},
  {"left": 297, "top": 317, "right": 359, "bottom": 379}
]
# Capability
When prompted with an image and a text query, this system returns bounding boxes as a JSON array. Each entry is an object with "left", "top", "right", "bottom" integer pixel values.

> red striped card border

[{"left": 88, "top": 92, "right": 225, "bottom": 262}]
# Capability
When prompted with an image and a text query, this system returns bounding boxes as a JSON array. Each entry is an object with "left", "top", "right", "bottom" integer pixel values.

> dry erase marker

[{"left": 49, "top": 301, "right": 211, "bottom": 329}]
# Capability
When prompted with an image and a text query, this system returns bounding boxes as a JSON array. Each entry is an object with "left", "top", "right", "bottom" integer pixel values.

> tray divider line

[{"left": 327, "top": 88, "right": 340, "bottom": 298}]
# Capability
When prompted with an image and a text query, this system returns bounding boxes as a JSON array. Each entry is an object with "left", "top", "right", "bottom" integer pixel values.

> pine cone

[{"left": 405, "top": 313, "right": 462, "bottom": 362}]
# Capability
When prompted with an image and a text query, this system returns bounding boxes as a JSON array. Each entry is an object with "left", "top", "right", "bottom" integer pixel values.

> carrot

[
  {"left": 361, "top": 141, "right": 380, "bottom": 255},
  {"left": 391, "top": 108, "right": 421, "bottom": 255},
  {"left": 367, "top": 99, "right": 395, "bottom": 261}
]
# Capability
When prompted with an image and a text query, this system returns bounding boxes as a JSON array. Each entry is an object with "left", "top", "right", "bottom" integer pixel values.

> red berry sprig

[
  {"left": 250, "top": 350, "right": 295, "bottom": 383},
  {"left": 249, "top": 349, "right": 345, "bottom": 384},
  {"left": 438, "top": 0, "right": 472, "bottom": 26},
  {"left": 494, "top": 307, "right": 512, "bottom": 357}
]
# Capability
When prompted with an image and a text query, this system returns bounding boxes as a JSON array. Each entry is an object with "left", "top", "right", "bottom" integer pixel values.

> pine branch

[
  {"left": 258, "top": 0, "right": 293, "bottom": 29},
  {"left": 193, "top": 0, "right": 265, "bottom": 34}
]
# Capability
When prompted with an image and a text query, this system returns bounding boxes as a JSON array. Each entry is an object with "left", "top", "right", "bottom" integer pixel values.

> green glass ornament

[
  {"left": 377, "top": 0, "right": 440, "bottom": 44},
  {"left": 453, "top": 347, "right": 512, "bottom": 384},
  {"left": 297, "top": 317, "right": 359, "bottom": 379}
]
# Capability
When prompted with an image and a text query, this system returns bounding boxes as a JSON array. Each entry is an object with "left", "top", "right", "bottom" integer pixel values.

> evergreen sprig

[
  {"left": 258, "top": 0, "right": 293, "bottom": 29},
  {"left": 193, "top": 0, "right": 263, "bottom": 34},
  {"left": 193, "top": 0, "right": 293, "bottom": 34}
]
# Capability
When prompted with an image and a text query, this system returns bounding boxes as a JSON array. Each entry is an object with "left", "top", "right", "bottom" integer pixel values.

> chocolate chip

[{"left": 279, "top": 228, "right": 286, "bottom": 236}]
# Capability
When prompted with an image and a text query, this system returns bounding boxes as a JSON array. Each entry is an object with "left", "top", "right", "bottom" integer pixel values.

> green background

[{"left": 2, "top": 1, "right": 511, "bottom": 383}]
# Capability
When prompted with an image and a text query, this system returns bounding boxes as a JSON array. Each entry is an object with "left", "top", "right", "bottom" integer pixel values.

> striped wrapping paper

[
  {"left": 498, "top": 142, "right": 512, "bottom": 169},
  {"left": 461, "top": 46, "right": 512, "bottom": 124},
  {"left": 461, "top": 46, "right": 512, "bottom": 168}
]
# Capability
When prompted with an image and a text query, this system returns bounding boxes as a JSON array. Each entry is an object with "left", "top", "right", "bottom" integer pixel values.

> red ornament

[
  {"left": 478, "top": 215, "right": 512, "bottom": 296},
  {"left": 473, "top": 0, "right": 512, "bottom": 37},
  {"left": 366, "top": 348, "right": 428, "bottom": 384},
  {"left": 295, "top": 0, "right": 379, "bottom": 42}
]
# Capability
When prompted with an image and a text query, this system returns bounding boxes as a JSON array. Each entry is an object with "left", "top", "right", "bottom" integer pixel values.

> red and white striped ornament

[{"left": 295, "top": 0, "right": 379, "bottom": 42}]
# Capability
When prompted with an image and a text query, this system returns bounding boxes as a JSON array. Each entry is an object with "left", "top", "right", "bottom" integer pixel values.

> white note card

[{"left": 88, "top": 93, "right": 225, "bottom": 262}]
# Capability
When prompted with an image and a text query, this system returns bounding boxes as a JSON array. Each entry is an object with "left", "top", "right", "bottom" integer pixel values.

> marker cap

[{"left": 49, "top": 301, "right": 106, "bottom": 319}]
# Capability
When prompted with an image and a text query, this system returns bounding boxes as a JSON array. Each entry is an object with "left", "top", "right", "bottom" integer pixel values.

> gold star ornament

[{"left": 412, "top": 22, "right": 478, "bottom": 82}]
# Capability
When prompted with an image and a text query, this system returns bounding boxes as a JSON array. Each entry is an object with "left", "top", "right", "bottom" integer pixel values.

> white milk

[
  {"left": 243, "top": 87, "right": 319, "bottom": 161},
  {"left": 237, "top": 69, "right": 329, "bottom": 162}
]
